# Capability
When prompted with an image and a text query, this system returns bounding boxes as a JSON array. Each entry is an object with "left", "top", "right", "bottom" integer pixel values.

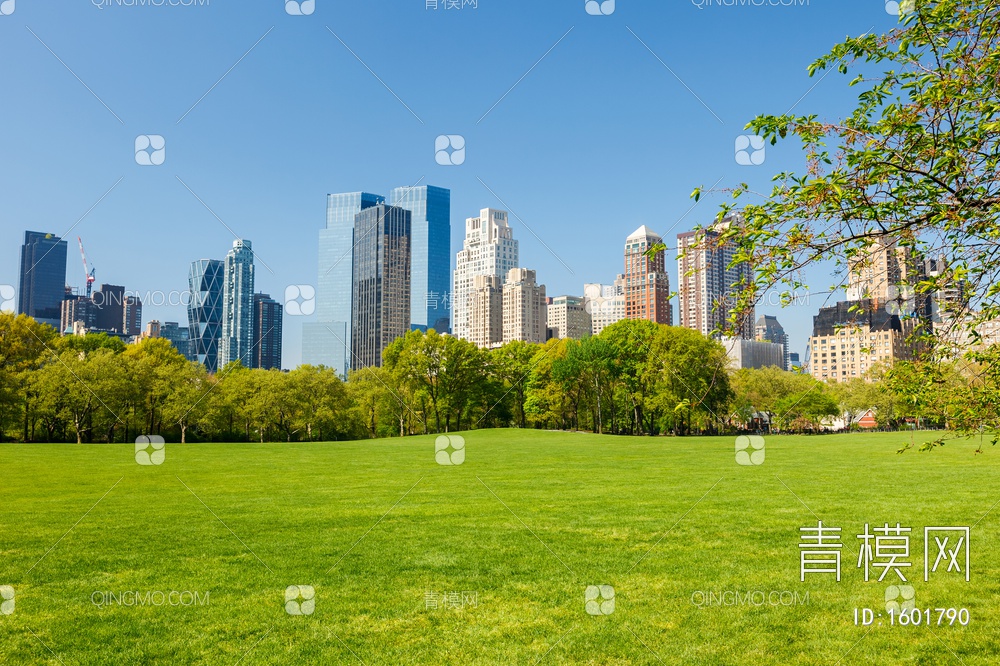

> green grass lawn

[{"left": 1, "top": 430, "right": 998, "bottom": 665}]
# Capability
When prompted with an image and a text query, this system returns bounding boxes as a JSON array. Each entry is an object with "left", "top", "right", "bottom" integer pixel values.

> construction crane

[{"left": 77, "top": 236, "right": 96, "bottom": 298}]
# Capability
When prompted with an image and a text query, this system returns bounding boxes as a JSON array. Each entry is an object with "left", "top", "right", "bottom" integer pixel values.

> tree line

[{"left": 0, "top": 312, "right": 995, "bottom": 444}]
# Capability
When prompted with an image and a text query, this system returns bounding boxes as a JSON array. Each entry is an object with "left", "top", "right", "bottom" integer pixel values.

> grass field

[{"left": 1, "top": 430, "right": 998, "bottom": 665}]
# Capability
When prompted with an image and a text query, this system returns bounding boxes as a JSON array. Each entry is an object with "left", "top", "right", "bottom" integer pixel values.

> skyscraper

[
  {"left": 624, "top": 226, "right": 672, "bottom": 325},
  {"left": 846, "top": 236, "right": 919, "bottom": 304},
  {"left": 390, "top": 185, "right": 451, "bottom": 333},
  {"left": 468, "top": 274, "right": 504, "bottom": 349},
  {"left": 351, "top": 204, "right": 411, "bottom": 369},
  {"left": 219, "top": 240, "right": 255, "bottom": 368},
  {"left": 253, "top": 293, "right": 283, "bottom": 370},
  {"left": 453, "top": 209, "right": 519, "bottom": 341},
  {"left": 503, "top": 268, "right": 547, "bottom": 344},
  {"left": 755, "top": 315, "right": 790, "bottom": 371},
  {"left": 188, "top": 259, "right": 224, "bottom": 373},
  {"left": 91, "top": 284, "right": 142, "bottom": 336},
  {"left": 303, "top": 192, "right": 385, "bottom": 377},
  {"left": 18, "top": 231, "right": 68, "bottom": 329},
  {"left": 677, "top": 216, "right": 752, "bottom": 338}
]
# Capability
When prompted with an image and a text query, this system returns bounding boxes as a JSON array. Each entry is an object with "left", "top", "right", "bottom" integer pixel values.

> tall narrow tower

[
  {"left": 677, "top": 216, "right": 752, "bottom": 338},
  {"left": 624, "top": 226, "right": 672, "bottom": 325},
  {"left": 219, "top": 239, "right": 255, "bottom": 368},
  {"left": 452, "top": 208, "right": 519, "bottom": 341}
]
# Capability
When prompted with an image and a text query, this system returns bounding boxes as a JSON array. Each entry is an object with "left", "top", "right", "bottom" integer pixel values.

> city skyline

[{"left": 0, "top": 2, "right": 893, "bottom": 367}]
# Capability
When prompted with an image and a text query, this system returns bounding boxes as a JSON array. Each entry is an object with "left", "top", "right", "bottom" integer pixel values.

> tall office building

[
  {"left": 253, "top": 293, "right": 283, "bottom": 371},
  {"left": 219, "top": 240, "right": 256, "bottom": 368},
  {"left": 188, "top": 259, "right": 225, "bottom": 373},
  {"left": 351, "top": 205, "right": 411, "bottom": 368},
  {"left": 503, "top": 268, "right": 547, "bottom": 344},
  {"left": 677, "top": 216, "right": 753, "bottom": 338},
  {"left": 18, "top": 231, "right": 68, "bottom": 329},
  {"left": 453, "top": 209, "right": 519, "bottom": 341},
  {"left": 88, "top": 284, "right": 143, "bottom": 336},
  {"left": 468, "top": 274, "right": 504, "bottom": 349},
  {"left": 624, "top": 226, "right": 672, "bottom": 325},
  {"left": 584, "top": 276, "right": 626, "bottom": 335},
  {"left": 548, "top": 295, "right": 592, "bottom": 340},
  {"left": 755, "top": 315, "right": 790, "bottom": 371},
  {"left": 303, "top": 192, "right": 385, "bottom": 377},
  {"left": 391, "top": 185, "right": 451, "bottom": 333},
  {"left": 61, "top": 293, "right": 97, "bottom": 334}
]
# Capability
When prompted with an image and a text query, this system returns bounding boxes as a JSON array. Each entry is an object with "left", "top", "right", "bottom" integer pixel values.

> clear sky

[{"left": 0, "top": 0, "right": 904, "bottom": 367}]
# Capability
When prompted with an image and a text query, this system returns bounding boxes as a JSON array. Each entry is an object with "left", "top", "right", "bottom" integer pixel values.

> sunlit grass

[{"left": 1, "top": 430, "right": 997, "bottom": 664}]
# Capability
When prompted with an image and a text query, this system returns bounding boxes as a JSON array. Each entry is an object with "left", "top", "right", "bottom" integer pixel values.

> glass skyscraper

[
  {"left": 188, "top": 259, "right": 224, "bottom": 373},
  {"left": 390, "top": 185, "right": 451, "bottom": 333},
  {"left": 18, "top": 231, "right": 68, "bottom": 329},
  {"left": 303, "top": 192, "right": 384, "bottom": 377},
  {"left": 220, "top": 239, "right": 255, "bottom": 368},
  {"left": 253, "top": 292, "right": 283, "bottom": 371},
  {"left": 351, "top": 204, "right": 411, "bottom": 369}
]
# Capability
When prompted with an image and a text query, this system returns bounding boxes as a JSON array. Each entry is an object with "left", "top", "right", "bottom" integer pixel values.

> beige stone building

[
  {"left": 808, "top": 300, "right": 910, "bottom": 383},
  {"left": 547, "top": 295, "right": 591, "bottom": 340},
  {"left": 469, "top": 274, "right": 503, "bottom": 349},
  {"left": 503, "top": 268, "right": 547, "bottom": 344}
]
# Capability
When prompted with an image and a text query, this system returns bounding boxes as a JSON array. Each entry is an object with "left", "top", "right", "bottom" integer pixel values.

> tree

[
  {"left": 161, "top": 361, "right": 212, "bottom": 443},
  {"left": 489, "top": 341, "right": 540, "bottom": 429},
  {"left": 0, "top": 314, "right": 58, "bottom": 441},
  {"left": 287, "top": 366, "right": 350, "bottom": 441},
  {"left": 689, "top": 1, "right": 1000, "bottom": 440}
]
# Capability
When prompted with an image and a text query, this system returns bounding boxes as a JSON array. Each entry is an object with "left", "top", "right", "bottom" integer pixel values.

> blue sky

[{"left": 0, "top": 0, "right": 903, "bottom": 366}]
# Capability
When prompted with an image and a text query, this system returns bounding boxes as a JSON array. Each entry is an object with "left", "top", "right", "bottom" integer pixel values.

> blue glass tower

[
  {"left": 391, "top": 185, "right": 451, "bottom": 333},
  {"left": 188, "top": 259, "right": 224, "bottom": 373},
  {"left": 303, "top": 192, "right": 384, "bottom": 377},
  {"left": 18, "top": 231, "right": 68, "bottom": 329}
]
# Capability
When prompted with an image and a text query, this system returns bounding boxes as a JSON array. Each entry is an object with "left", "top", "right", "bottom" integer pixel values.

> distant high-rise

[
  {"left": 846, "top": 236, "right": 919, "bottom": 304},
  {"left": 253, "top": 293, "right": 283, "bottom": 371},
  {"left": 548, "top": 295, "right": 591, "bottom": 340},
  {"left": 584, "top": 275, "right": 626, "bottom": 335},
  {"left": 351, "top": 205, "right": 411, "bottom": 369},
  {"left": 809, "top": 299, "right": 908, "bottom": 383},
  {"left": 755, "top": 315, "right": 790, "bottom": 371},
  {"left": 723, "top": 337, "right": 785, "bottom": 370},
  {"left": 453, "top": 209, "right": 519, "bottom": 341},
  {"left": 123, "top": 295, "right": 142, "bottom": 336},
  {"left": 61, "top": 293, "right": 97, "bottom": 334},
  {"left": 219, "top": 240, "right": 256, "bottom": 368},
  {"left": 624, "top": 226, "right": 672, "bottom": 325},
  {"left": 677, "top": 216, "right": 752, "bottom": 338},
  {"left": 160, "top": 321, "right": 193, "bottom": 360},
  {"left": 468, "top": 274, "right": 504, "bottom": 349},
  {"left": 391, "top": 185, "right": 451, "bottom": 333},
  {"left": 503, "top": 268, "right": 547, "bottom": 344},
  {"left": 18, "top": 231, "right": 68, "bottom": 329},
  {"left": 303, "top": 192, "right": 385, "bottom": 377},
  {"left": 188, "top": 259, "right": 224, "bottom": 373}
]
